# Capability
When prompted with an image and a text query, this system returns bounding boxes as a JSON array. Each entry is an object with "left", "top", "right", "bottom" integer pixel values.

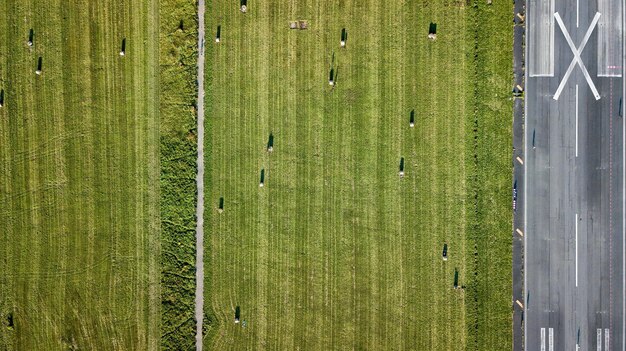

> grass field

[
  {"left": 160, "top": 0, "right": 199, "bottom": 349},
  {"left": 205, "top": 1, "right": 512, "bottom": 350},
  {"left": 0, "top": 1, "right": 160, "bottom": 349}
]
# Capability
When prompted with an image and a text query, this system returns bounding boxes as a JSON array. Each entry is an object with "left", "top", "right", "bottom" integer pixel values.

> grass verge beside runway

[
  {"left": 0, "top": 0, "right": 160, "bottom": 349},
  {"left": 160, "top": 0, "right": 198, "bottom": 349},
  {"left": 205, "top": 0, "right": 512, "bottom": 350}
]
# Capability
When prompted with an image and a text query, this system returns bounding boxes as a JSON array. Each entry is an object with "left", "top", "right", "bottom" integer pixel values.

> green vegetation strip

[
  {"left": 466, "top": 1, "right": 514, "bottom": 349},
  {"left": 206, "top": 0, "right": 512, "bottom": 350},
  {"left": 0, "top": 0, "right": 160, "bottom": 349},
  {"left": 160, "top": 0, "right": 198, "bottom": 349}
]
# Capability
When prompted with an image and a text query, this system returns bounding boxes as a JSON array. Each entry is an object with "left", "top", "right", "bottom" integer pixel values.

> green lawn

[
  {"left": 205, "top": 1, "right": 512, "bottom": 350},
  {"left": 0, "top": 0, "right": 160, "bottom": 349}
]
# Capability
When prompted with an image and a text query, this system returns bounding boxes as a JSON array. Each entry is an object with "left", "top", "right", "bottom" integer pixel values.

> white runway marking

[
  {"left": 598, "top": 328, "right": 603, "bottom": 351},
  {"left": 577, "top": 0, "right": 579, "bottom": 27},
  {"left": 576, "top": 84, "right": 578, "bottom": 157},
  {"left": 574, "top": 213, "right": 578, "bottom": 287},
  {"left": 605, "top": 328, "right": 610, "bottom": 350},
  {"left": 549, "top": 327, "right": 554, "bottom": 351},
  {"left": 553, "top": 12, "right": 602, "bottom": 101},
  {"left": 529, "top": 0, "right": 555, "bottom": 76},
  {"left": 541, "top": 328, "right": 546, "bottom": 351}
]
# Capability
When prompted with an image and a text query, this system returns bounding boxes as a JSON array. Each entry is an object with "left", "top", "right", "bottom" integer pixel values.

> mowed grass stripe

[{"left": 0, "top": 0, "right": 159, "bottom": 349}]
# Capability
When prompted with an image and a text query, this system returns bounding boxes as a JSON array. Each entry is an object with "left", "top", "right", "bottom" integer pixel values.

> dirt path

[{"left": 195, "top": 0, "right": 206, "bottom": 349}]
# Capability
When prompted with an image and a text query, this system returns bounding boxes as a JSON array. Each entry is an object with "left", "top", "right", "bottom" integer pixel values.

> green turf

[
  {"left": 0, "top": 0, "right": 160, "bottom": 349},
  {"left": 159, "top": 0, "right": 198, "bottom": 349},
  {"left": 205, "top": 1, "right": 512, "bottom": 350}
]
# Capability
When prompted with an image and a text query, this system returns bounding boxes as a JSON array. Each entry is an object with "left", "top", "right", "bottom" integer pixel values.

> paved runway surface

[{"left": 525, "top": 0, "right": 625, "bottom": 350}]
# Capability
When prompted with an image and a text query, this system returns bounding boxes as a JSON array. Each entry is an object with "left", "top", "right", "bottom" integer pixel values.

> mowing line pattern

[
  {"left": 206, "top": 1, "right": 512, "bottom": 350},
  {"left": 0, "top": 0, "right": 159, "bottom": 349}
]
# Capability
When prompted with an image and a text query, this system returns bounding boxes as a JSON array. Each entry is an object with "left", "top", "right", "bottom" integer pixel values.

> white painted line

[
  {"left": 598, "top": 328, "right": 603, "bottom": 351},
  {"left": 541, "top": 327, "right": 546, "bottom": 351},
  {"left": 517, "top": 156, "right": 524, "bottom": 165},
  {"left": 553, "top": 12, "right": 602, "bottom": 101},
  {"left": 574, "top": 213, "right": 578, "bottom": 287},
  {"left": 516, "top": 228, "right": 524, "bottom": 236},
  {"left": 576, "top": 84, "right": 579, "bottom": 157},
  {"left": 516, "top": 300, "right": 524, "bottom": 308},
  {"left": 605, "top": 328, "right": 610, "bottom": 350},
  {"left": 623, "top": 0, "right": 626, "bottom": 346},
  {"left": 549, "top": 327, "right": 554, "bottom": 351},
  {"left": 577, "top": 0, "right": 579, "bottom": 28},
  {"left": 598, "top": 73, "right": 623, "bottom": 77}
]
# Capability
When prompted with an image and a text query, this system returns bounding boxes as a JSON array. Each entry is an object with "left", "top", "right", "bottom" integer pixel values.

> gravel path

[{"left": 195, "top": 0, "right": 206, "bottom": 349}]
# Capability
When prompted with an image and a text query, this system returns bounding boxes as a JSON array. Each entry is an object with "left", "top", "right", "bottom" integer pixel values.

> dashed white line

[
  {"left": 576, "top": 84, "right": 579, "bottom": 157},
  {"left": 541, "top": 327, "right": 546, "bottom": 351},
  {"left": 577, "top": 0, "right": 579, "bottom": 28},
  {"left": 574, "top": 213, "right": 578, "bottom": 287}
]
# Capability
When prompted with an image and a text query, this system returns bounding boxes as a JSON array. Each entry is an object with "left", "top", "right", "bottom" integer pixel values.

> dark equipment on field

[
  {"left": 453, "top": 268, "right": 459, "bottom": 289},
  {"left": 120, "top": 38, "right": 126, "bottom": 56},
  {"left": 218, "top": 197, "right": 224, "bottom": 213},
  {"left": 409, "top": 110, "right": 415, "bottom": 127},
  {"left": 442, "top": 244, "right": 448, "bottom": 261},
  {"left": 399, "top": 157, "right": 405, "bottom": 177},
  {"left": 259, "top": 169, "right": 265, "bottom": 187},
  {"left": 340, "top": 28, "right": 347, "bottom": 47},
  {"left": 216, "top": 25, "right": 221, "bottom": 43}
]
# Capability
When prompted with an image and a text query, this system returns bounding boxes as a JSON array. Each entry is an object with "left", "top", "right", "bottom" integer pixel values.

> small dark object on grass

[
  {"left": 453, "top": 268, "right": 459, "bottom": 289},
  {"left": 0, "top": 89, "right": 4, "bottom": 108},
  {"left": 267, "top": 133, "right": 274, "bottom": 152},
  {"left": 299, "top": 21, "right": 308, "bottom": 30},
  {"left": 240, "top": 0, "right": 247, "bottom": 13},
  {"left": 216, "top": 25, "right": 221, "bottom": 43},
  {"left": 178, "top": 19, "right": 184, "bottom": 31},
  {"left": 329, "top": 68, "right": 335, "bottom": 86},
  {"left": 35, "top": 57, "right": 42, "bottom": 75},
  {"left": 409, "top": 110, "right": 415, "bottom": 127},
  {"left": 399, "top": 157, "right": 405, "bottom": 177},
  {"left": 340, "top": 28, "right": 347, "bottom": 47},
  {"left": 259, "top": 169, "right": 265, "bottom": 187},
  {"left": 27, "top": 29, "right": 33, "bottom": 47},
  {"left": 120, "top": 38, "right": 126, "bottom": 56},
  {"left": 428, "top": 23, "right": 437, "bottom": 40},
  {"left": 6, "top": 313, "right": 13, "bottom": 329},
  {"left": 442, "top": 244, "right": 448, "bottom": 261},
  {"left": 218, "top": 197, "right": 224, "bottom": 213},
  {"left": 235, "top": 306, "right": 241, "bottom": 323}
]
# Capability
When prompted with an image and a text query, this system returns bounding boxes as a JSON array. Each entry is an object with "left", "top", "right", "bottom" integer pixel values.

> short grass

[
  {"left": 0, "top": 0, "right": 160, "bottom": 349},
  {"left": 205, "top": 0, "right": 512, "bottom": 350}
]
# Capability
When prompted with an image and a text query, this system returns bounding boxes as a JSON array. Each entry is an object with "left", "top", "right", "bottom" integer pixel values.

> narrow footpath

[{"left": 195, "top": 0, "right": 206, "bottom": 349}]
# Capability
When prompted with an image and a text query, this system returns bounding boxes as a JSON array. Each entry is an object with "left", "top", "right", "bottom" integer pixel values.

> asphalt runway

[{"left": 525, "top": 0, "right": 625, "bottom": 350}]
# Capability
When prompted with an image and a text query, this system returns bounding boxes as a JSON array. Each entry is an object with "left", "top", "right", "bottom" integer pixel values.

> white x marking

[{"left": 553, "top": 12, "right": 602, "bottom": 101}]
